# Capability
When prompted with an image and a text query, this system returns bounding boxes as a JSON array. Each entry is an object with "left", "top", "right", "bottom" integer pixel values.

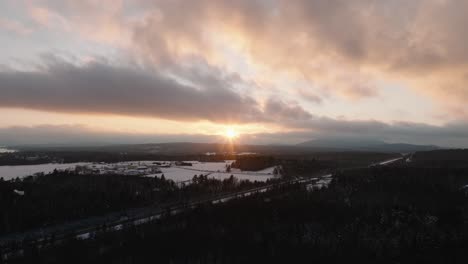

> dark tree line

[
  {"left": 12, "top": 164, "right": 468, "bottom": 263},
  {"left": 0, "top": 171, "right": 266, "bottom": 235},
  {"left": 410, "top": 149, "right": 468, "bottom": 168},
  {"left": 0, "top": 151, "right": 238, "bottom": 166},
  {"left": 231, "top": 155, "right": 276, "bottom": 171}
]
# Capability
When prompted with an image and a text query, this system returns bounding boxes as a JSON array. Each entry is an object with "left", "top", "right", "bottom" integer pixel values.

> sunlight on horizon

[{"left": 224, "top": 127, "right": 239, "bottom": 140}]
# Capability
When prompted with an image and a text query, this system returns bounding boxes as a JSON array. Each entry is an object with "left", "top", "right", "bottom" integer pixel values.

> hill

[{"left": 297, "top": 138, "right": 439, "bottom": 153}]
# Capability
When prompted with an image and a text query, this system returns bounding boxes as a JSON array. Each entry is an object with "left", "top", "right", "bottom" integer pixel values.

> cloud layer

[
  {"left": 0, "top": 57, "right": 263, "bottom": 123},
  {"left": 127, "top": 0, "right": 468, "bottom": 108},
  {"left": 2, "top": 121, "right": 468, "bottom": 148},
  {"left": 2, "top": 0, "right": 468, "bottom": 146},
  {"left": 6, "top": 0, "right": 468, "bottom": 106}
]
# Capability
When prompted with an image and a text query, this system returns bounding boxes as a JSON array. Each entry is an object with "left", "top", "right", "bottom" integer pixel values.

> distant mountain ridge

[
  {"left": 16, "top": 139, "right": 440, "bottom": 154},
  {"left": 297, "top": 138, "right": 440, "bottom": 152}
]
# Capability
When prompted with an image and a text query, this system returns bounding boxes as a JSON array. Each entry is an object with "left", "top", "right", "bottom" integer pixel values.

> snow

[
  {"left": 13, "top": 189, "right": 25, "bottom": 196},
  {"left": 145, "top": 160, "right": 275, "bottom": 182},
  {"left": 0, "top": 160, "right": 276, "bottom": 183},
  {"left": 193, "top": 161, "right": 228, "bottom": 171},
  {"left": 0, "top": 163, "right": 90, "bottom": 181},
  {"left": 0, "top": 147, "right": 16, "bottom": 153},
  {"left": 149, "top": 167, "right": 199, "bottom": 182},
  {"left": 149, "top": 163, "right": 274, "bottom": 182},
  {"left": 305, "top": 174, "right": 333, "bottom": 191},
  {"left": 76, "top": 233, "right": 90, "bottom": 240},
  {"left": 378, "top": 157, "right": 402, "bottom": 165}
]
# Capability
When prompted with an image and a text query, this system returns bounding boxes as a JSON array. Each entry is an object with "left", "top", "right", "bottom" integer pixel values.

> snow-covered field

[
  {"left": 0, "top": 163, "right": 90, "bottom": 181},
  {"left": 0, "top": 161, "right": 276, "bottom": 182},
  {"left": 165, "top": 161, "right": 274, "bottom": 182},
  {"left": 148, "top": 167, "right": 274, "bottom": 182},
  {"left": 0, "top": 147, "right": 16, "bottom": 153},
  {"left": 143, "top": 160, "right": 275, "bottom": 182},
  {"left": 106, "top": 160, "right": 275, "bottom": 182}
]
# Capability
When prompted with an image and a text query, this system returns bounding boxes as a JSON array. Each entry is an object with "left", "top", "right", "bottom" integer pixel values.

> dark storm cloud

[
  {"left": 0, "top": 125, "right": 217, "bottom": 146},
  {"left": 240, "top": 121, "right": 468, "bottom": 147},
  {"left": 0, "top": 58, "right": 262, "bottom": 123}
]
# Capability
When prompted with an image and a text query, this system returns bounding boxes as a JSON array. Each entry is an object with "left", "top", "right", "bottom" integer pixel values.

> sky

[{"left": 1, "top": 0, "right": 468, "bottom": 147}]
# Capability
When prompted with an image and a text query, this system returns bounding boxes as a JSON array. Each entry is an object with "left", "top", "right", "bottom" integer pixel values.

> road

[
  {"left": 0, "top": 156, "right": 403, "bottom": 260},
  {"left": 368, "top": 157, "right": 404, "bottom": 167}
]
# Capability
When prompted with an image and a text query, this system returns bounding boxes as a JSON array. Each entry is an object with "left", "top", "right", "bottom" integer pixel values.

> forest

[
  {"left": 0, "top": 170, "right": 267, "bottom": 235},
  {"left": 0, "top": 151, "right": 234, "bottom": 166},
  {"left": 0, "top": 149, "right": 395, "bottom": 167},
  {"left": 6, "top": 152, "right": 468, "bottom": 263}
]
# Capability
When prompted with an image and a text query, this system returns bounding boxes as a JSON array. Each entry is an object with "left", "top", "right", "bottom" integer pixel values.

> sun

[{"left": 224, "top": 127, "right": 238, "bottom": 140}]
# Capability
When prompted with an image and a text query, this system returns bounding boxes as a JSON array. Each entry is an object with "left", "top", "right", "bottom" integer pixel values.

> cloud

[
  {"left": 296, "top": 88, "right": 322, "bottom": 104},
  {"left": 263, "top": 99, "right": 313, "bottom": 121},
  {"left": 28, "top": 6, "right": 70, "bottom": 31},
  {"left": 124, "top": 0, "right": 468, "bottom": 108},
  {"left": 0, "top": 53, "right": 322, "bottom": 127},
  {"left": 241, "top": 120, "right": 468, "bottom": 147},
  {"left": 0, "top": 56, "right": 263, "bottom": 123},
  {"left": 25, "top": 0, "right": 130, "bottom": 45},
  {"left": 123, "top": 0, "right": 386, "bottom": 100},
  {"left": 24, "top": 0, "right": 468, "bottom": 108},
  {"left": 0, "top": 125, "right": 217, "bottom": 146},
  {"left": 0, "top": 17, "right": 32, "bottom": 35},
  {"left": 2, "top": 121, "right": 468, "bottom": 148},
  {"left": 3, "top": 0, "right": 468, "bottom": 147},
  {"left": 2, "top": 54, "right": 468, "bottom": 147}
]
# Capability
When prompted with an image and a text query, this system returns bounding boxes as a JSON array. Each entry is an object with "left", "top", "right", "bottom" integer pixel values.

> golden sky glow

[{"left": 0, "top": 108, "right": 287, "bottom": 136}]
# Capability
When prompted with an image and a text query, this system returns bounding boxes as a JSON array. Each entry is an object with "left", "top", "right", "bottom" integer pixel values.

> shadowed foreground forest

[
  {"left": 11, "top": 163, "right": 468, "bottom": 264},
  {"left": 0, "top": 171, "right": 266, "bottom": 234}
]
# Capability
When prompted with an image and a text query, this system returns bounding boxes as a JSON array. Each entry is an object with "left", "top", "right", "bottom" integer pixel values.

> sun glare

[{"left": 224, "top": 127, "right": 238, "bottom": 140}]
